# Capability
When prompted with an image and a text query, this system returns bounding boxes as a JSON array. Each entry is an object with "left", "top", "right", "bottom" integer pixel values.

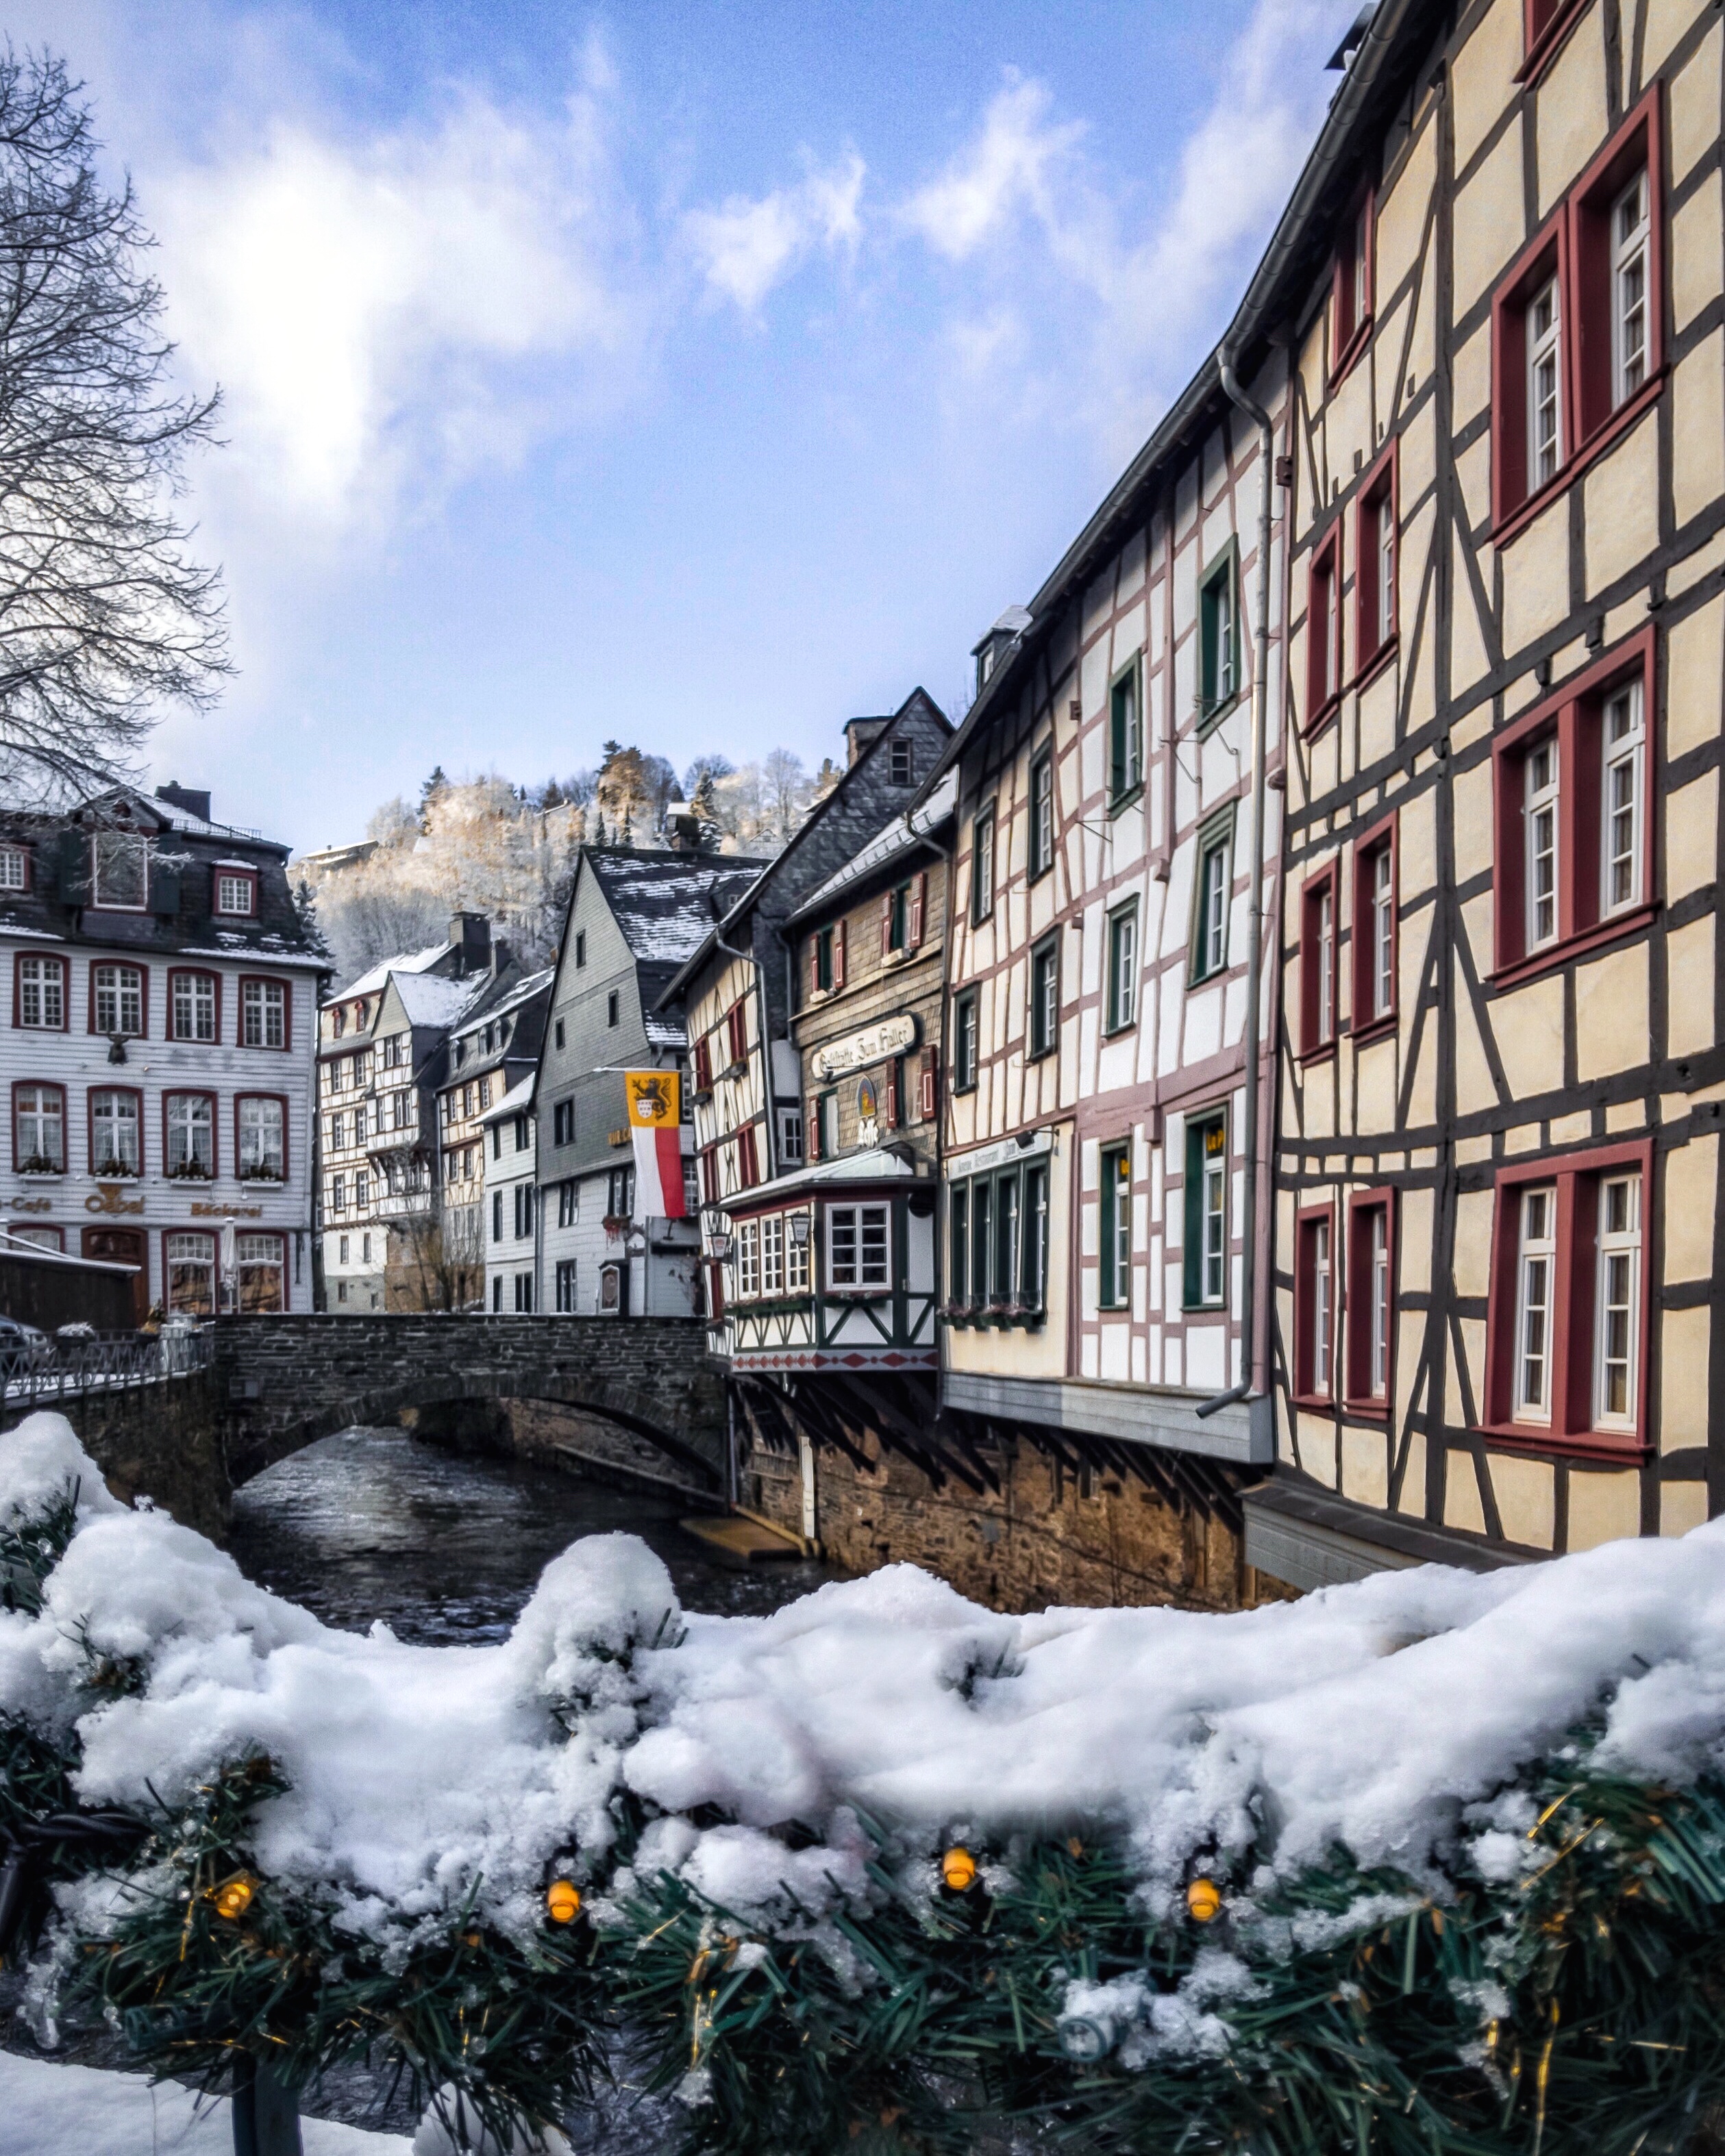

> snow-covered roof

[
  {"left": 393, "top": 969, "right": 488, "bottom": 1031},
  {"left": 588, "top": 851, "right": 768, "bottom": 972},
  {"left": 789, "top": 770, "right": 958, "bottom": 925},
  {"left": 479, "top": 1074, "right": 536, "bottom": 1125},
  {"left": 720, "top": 1146, "right": 928, "bottom": 1209},
  {"left": 339, "top": 944, "right": 451, "bottom": 1001},
  {"left": 451, "top": 966, "right": 554, "bottom": 1040}
]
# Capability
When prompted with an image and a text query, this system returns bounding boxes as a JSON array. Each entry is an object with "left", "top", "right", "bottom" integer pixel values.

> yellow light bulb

[
  {"left": 941, "top": 1846, "right": 978, "bottom": 1892},
  {"left": 545, "top": 1879, "right": 582, "bottom": 1925},
  {"left": 1186, "top": 1877, "right": 1223, "bottom": 1923},
  {"left": 212, "top": 1875, "right": 256, "bottom": 1921}
]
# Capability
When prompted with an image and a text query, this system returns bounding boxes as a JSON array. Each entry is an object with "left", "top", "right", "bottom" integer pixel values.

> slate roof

[
  {"left": 393, "top": 969, "right": 491, "bottom": 1031},
  {"left": 586, "top": 849, "right": 768, "bottom": 1012},
  {"left": 787, "top": 770, "right": 958, "bottom": 927},
  {"left": 343, "top": 944, "right": 451, "bottom": 1000}
]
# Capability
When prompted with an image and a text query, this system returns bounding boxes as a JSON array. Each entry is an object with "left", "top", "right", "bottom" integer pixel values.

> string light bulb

[
  {"left": 211, "top": 1875, "right": 256, "bottom": 1921},
  {"left": 1186, "top": 1877, "right": 1223, "bottom": 1923},
  {"left": 941, "top": 1846, "right": 978, "bottom": 1892},
  {"left": 545, "top": 1879, "right": 582, "bottom": 1925}
]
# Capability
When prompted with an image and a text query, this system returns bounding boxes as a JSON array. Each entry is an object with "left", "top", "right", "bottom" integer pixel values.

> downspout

[{"left": 1197, "top": 349, "right": 1278, "bottom": 1422}]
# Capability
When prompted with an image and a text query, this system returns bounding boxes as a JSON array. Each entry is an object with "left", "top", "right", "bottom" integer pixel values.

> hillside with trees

[{"left": 294, "top": 741, "right": 840, "bottom": 987}]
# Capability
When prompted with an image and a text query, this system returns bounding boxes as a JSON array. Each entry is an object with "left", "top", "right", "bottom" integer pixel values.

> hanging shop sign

[{"left": 810, "top": 1012, "right": 918, "bottom": 1083}]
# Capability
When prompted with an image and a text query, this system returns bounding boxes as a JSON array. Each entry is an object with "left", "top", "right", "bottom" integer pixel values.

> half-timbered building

[{"left": 1250, "top": 0, "right": 1725, "bottom": 1585}]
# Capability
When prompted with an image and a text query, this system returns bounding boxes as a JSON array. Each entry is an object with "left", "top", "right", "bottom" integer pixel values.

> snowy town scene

[{"left": 3, "top": 1, "right": 1725, "bottom": 2151}]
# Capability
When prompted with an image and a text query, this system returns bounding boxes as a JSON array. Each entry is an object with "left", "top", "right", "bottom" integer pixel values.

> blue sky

[{"left": 21, "top": 0, "right": 1354, "bottom": 853}]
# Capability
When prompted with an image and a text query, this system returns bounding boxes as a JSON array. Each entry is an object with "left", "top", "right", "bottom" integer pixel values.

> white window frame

[
  {"left": 1197, "top": 834, "right": 1230, "bottom": 979},
  {"left": 1201, "top": 1136, "right": 1227, "bottom": 1307},
  {"left": 166, "top": 1092, "right": 214, "bottom": 1175},
  {"left": 1524, "top": 738, "right": 1560, "bottom": 950},
  {"left": 1375, "top": 490, "right": 1395, "bottom": 648},
  {"left": 16, "top": 1083, "right": 63, "bottom": 1171},
  {"left": 1601, "top": 677, "right": 1643, "bottom": 916},
  {"left": 173, "top": 972, "right": 217, "bottom": 1044},
  {"left": 1106, "top": 905, "right": 1137, "bottom": 1032},
  {"left": 826, "top": 1202, "right": 890, "bottom": 1292},
  {"left": 1316, "top": 885, "right": 1335, "bottom": 1044},
  {"left": 1371, "top": 845, "right": 1394, "bottom": 1019},
  {"left": 1369, "top": 1205, "right": 1391, "bottom": 1401},
  {"left": 1611, "top": 168, "right": 1649, "bottom": 407},
  {"left": 786, "top": 1213, "right": 811, "bottom": 1291},
  {"left": 1030, "top": 750, "right": 1054, "bottom": 877},
  {"left": 762, "top": 1212, "right": 784, "bottom": 1295},
  {"left": 1311, "top": 1216, "right": 1332, "bottom": 1397},
  {"left": 238, "top": 1096, "right": 285, "bottom": 1179},
  {"left": 242, "top": 979, "right": 286, "bottom": 1049},
  {"left": 18, "top": 955, "right": 64, "bottom": 1030},
  {"left": 1528, "top": 276, "right": 1563, "bottom": 488},
  {"left": 93, "top": 963, "right": 144, "bottom": 1038},
  {"left": 216, "top": 873, "right": 256, "bottom": 918},
  {"left": 0, "top": 845, "right": 26, "bottom": 890},
  {"left": 91, "top": 1088, "right": 140, "bottom": 1175},
  {"left": 736, "top": 1220, "right": 760, "bottom": 1299},
  {"left": 1593, "top": 1172, "right": 1641, "bottom": 1429},
  {"left": 1515, "top": 1185, "right": 1556, "bottom": 1422}
]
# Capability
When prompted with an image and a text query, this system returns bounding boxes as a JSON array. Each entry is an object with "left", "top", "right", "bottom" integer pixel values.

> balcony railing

[{"left": 1, "top": 1327, "right": 213, "bottom": 1403}]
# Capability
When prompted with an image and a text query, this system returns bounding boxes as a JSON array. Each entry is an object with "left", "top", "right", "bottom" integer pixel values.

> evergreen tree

[
  {"left": 418, "top": 765, "right": 449, "bottom": 831},
  {"left": 690, "top": 771, "right": 724, "bottom": 853}
]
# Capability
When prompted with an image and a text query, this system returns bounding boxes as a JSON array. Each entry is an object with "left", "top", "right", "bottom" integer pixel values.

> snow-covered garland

[{"left": 3, "top": 1412, "right": 1725, "bottom": 2155}]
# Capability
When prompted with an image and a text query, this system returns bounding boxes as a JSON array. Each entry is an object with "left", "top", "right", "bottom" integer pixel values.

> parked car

[{"left": 0, "top": 1318, "right": 51, "bottom": 1379}]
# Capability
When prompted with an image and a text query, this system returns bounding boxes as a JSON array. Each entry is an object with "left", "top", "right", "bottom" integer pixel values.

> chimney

[
  {"left": 449, "top": 912, "right": 491, "bottom": 975},
  {"left": 843, "top": 717, "right": 889, "bottom": 768},
  {"left": 155, "top": 781, "right": 212, "bottom": 824},
  {"left": 491, "top": 936, "right": 512, "bottom": 978}
]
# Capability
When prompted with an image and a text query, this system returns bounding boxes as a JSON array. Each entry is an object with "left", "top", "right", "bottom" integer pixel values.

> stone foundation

[
  {"left": 26, "top": 1374, "right": 233, "bottom": 1544},
  {"left": 743, "top": 1430, "right": 1295, "bottom": 1614},
  {"left": 413, "top": 1395, "right": 725, "bottom": 1508}
]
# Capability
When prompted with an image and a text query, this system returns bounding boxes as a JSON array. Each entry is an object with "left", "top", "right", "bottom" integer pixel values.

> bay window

[{"left": 826, "top": 1203, "right": 889, "bottom": 1292}]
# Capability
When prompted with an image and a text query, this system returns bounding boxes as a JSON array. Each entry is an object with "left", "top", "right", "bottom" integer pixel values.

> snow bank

[
  {"left": 0, "top": 2050, "right": 409, "bottom": 2153},
  {"left": 4, "top": 1415, "right": 1725, "bottom": 1941}
]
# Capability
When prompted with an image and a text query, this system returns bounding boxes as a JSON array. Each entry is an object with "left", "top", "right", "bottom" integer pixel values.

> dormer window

[
  {"left": 92, "top": 831, "right": 147, "bottom": 910},
  {"left": 889, "top": 738, "right": 913, "bottom": 786},
  {"left": 0, "top": 845, "right": 27, "bottom": 891},
  {"left": 215, "top": 868, "right": 258, "bottom": 917}
]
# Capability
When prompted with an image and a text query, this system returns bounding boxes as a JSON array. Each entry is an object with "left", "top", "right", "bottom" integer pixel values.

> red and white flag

[{"left": 625, "top": 1070, "right": 685, "bottom": 1218}]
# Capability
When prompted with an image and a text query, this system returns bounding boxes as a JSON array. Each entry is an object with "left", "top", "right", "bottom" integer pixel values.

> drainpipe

[{"left": 1197, "top": 349, "right": 1278, "bottom": 1424}]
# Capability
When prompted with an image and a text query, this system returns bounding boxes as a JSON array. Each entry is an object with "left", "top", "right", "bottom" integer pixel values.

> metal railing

[{"left": 1, "top": 1327, "right": 213, "bottom": 1405}]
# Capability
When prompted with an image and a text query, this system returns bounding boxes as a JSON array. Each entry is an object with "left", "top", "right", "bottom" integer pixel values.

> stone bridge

[{"left": 9, "top": 1316, "right": 723, "bottom": 1539}]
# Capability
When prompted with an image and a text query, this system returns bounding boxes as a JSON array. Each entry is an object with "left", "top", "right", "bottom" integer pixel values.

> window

[
  {"left": 1098, "top": 1144, "right": 1130, "bottom": 1310},
  {"left": 356, "top": 1174, "right": 369, "bottom": 1210},
  {"left": 1306, "top": 526, "right": 1341, "bottom": 726},
  {"left": 971, "top": 807, "right": 995, "bottom": 920},
  {"left": 806, "top": 1092, "right": 836, "bottom": 1164},
  {"left": 1332, "top": 186, "right": 1374, "bottom": 368},
  {"left": 553, "top": 1098, "right": 575, "bottom": 1146},
  {"left": 15, "top": 1083, "right": 64, "bottom": 1172},
  {"left": 726, "top": 1001, "right": 749, "bottom": 1064},
  {"left": 514, "top": 1273, "right": 533, "bottom": 1313},
  {"left": 1352, "top": 819, "right": 1397, "bottom": 1033},
  {"left": 514, "top": 1184, "right": 534, "bottom": 1238},
  {"left": 1200, "top": 551, "right": 1239, "bottom": 718},
  {"left": 1356, "top": 453, "right": 1396, "bottom": 668},
  {"left": 949, "top": 1183, "right": 969, "bottom": 1306},
  {"left": 354, "top": 1105, "right": 367, "bottom": 1144},
  {"left": 332, "top": 1173, "right": 347, "bottom": 1213},
  {"left": 1295, "top": 1208, "right": 1335, "bottom": 1402},
  {"left": 1028, "top": 750, "right": 1054, "bottom": 880},
  {"left": 493, "top": 1190, "right": 504, "bottom": 1243},
  {"left": 1484, "top": 1143, "right": 1650, "bottom": 1449},
  {"left": 1030, "top": 935, "right": 1059, "bottom": 1057},
  {"left": 1300, "top": 866, "right": 1338, "bottom": 1055},
  {"left": 736, "top": 1220, "right": 761, "bottom": 1299},
  {"left": 514, "top": 1114, "right": 530, "bottom": 1153},
  {"left": 606, "top": 1164, "right": 634, "bottom": 1220},
  {"left": 828, "top": 1203, "right": 889, "bottom": 1290},
  {"left": 1491, "top": 94, "right": 1663, "bottom": 529},
  {"left": 884, "top": 883, "right": 908, "bottom": 955},
  {"left": 762, "top": 1212, "right": 784, "bottom": 1294},
  {"left": 91, "top": 831, "right": 148, "bottom": 910},
  {"left": 557, "top": 1180, "right": 577, "bottom": 1228},
  {"left": 338, "top": 1234, "right": 349, "bottom": 1264},
  {"left": 1346, "top": 1192, "right": 1395, "bottom": 1409},
  {"left": 1023, "top": 1162, "right": 1049, "bottom": 1312},
  {"left": 478, "top": 1075, "right": 491, "bottom": 1111},
  {"left": 736, "top": 1123, "right": 761, "bottom": 1188},
  {"left": 1105, "top": 905, "right": 1137, "bottom": 1033},
  {"left": 238, "top": 1096, "right": 285, "bottom": 1180},
  {"left": 165, "top": 1092, "right": 215, "bottom": 1177},
  {"left": 237, "top": 1233, "right": 286, "bottom": 1314},
  {"left": 16, "top": 955, "right": 65, "bottom": 1030},
  {"left": 1108, "top": 665, "right": 1142, "bottom": 801},
  {"left": 607, "top": 990, "right": 620, "bottom": 1027},
  {"left": 948, "top": 994, "right": 978, "bottom": 1093},
  {"left": 215, "top": 870, "right": 256, "bottom": 917},
  {"left": 575, "top": 931, "right": 586, "bottom": 968},
  {"left": 90, "top": 1089, "right": 141, "bottom": 1176},
  {"left": 1491, "top": 632, "right": 1654, "bottom": 978},
  {"left": 778, "top": 1103, "right": 804, "bottom": 1165},
  {"left": 992, "top": 1171, "right": 1021, "bottom": 1304},
  {"left": 170, "top": 970, "right": 219, "bottom": 1044},
  {"left": 91, "top": 963, "right": 145, "bottom": 1038},
  {"left": 889, "top": 737, "right": 914, "bottom": 786},
  {"left": 166, "top": 1231, "right": 216, "bottom": 1317},
  {"left": 970, "top": 1179, "right": 991, "bottom": 1307},
  {"left": 493, "top": 1276, "right": 505, "bottom": 1312},
  {"left": 917, "top": 1048, "right": 939, "bottom": 1122},
  {"left": 812, "top": 927, "right": 834, "bottom": 995},
  {"left": 556, "top": 1259, "right": 578, "bottom": 1312},
  {"left": 240, "top": 978, "right": 288, "bottom": 1049},
  {"left": 0, "top": 844, "right": 27, "bottom": 890},
  {"left": 1191, "top": 815, "right": 1232, "bottom": 983},
  {"left": 1183, "top": 1114, "right": 1228, "bottom": 1308},
  {"left": 786, "top": 1216, "right": 810, "bottom": 1290}
]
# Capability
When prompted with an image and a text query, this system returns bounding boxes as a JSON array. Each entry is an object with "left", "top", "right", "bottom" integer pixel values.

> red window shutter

[
  {"left": 693, "top": 1037, "right": 712, "bottom": 1091},
  {"left": 701, "top": 1148, "right": 718, "bottom": 1205},
  {"left": 806, "top": 1099, "right": 821, "bottom": 1161},
  {"left": 808, "top": 938, "right": 821, "bottom": 999},
  {"left": 834, "top": 920, "right": 847, "bottom": 989},
  {"left": 908, "top": 873, "right": 926, "bottom": 949},
  {"left": 727, "top": 1003, "right": 746, "bottom": 1064},
  {"left": 919, "top": 1048, "right": 937, "bottom": 1120},
  {"left": 885, "top": 1061, "right": 900, "bottom": 1128},
  {"left": 880, "top": 892, "right": 893, "bottom": 958}
]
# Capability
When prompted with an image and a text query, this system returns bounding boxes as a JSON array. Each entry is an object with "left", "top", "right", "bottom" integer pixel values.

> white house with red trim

[{"left": 0, "top": 783, "right": 327, "bottom": 1320}]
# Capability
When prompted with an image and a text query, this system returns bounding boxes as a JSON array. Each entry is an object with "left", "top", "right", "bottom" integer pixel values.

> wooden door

[{"left": 83, "top": 1227, "right": 149, "bottom": 1327}]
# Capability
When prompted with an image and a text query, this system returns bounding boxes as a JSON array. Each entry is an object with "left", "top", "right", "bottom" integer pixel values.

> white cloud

[
  {"left": 902, "top": 74, "right": 1085, "bottom": 262},
  {"left": 683, "top": 152, "right": 865, "bottom": 312},
  {"left": 153, "top": 50, "right": 652, "bottom": 526}
]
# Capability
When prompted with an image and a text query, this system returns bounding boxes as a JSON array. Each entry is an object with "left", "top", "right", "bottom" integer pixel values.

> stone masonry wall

[
  {"left": 34, "top": 1372, "right": 232, "bottom": 1543},
  {"left": 745, "top": 1431, "right": 1295, "bottom": 1614}
]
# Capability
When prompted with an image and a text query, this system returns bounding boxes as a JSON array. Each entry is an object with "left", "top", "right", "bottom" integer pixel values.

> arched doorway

[{"left": 82, "top": 1226, "right": 149, "bottom": 1327}]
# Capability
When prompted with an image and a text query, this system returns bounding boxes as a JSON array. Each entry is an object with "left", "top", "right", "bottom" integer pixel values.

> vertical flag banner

[{"left": 625, "top": 1070, "right": 685, "bottom": 1218}]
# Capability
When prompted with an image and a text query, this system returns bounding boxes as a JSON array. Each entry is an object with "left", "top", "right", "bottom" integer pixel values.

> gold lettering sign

[
  {"left": 8, "top": 1196, "right": 53, "bottom": 1214},
  {"left": 85, "top": 1184, "right": 145, "bottom": 1216},
  {"left": 190, "top": 1201, "right": 264, "bottom": 1218}
]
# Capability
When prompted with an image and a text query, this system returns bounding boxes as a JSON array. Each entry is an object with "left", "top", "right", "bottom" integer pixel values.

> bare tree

[{"left": 0, "top": 50, "right": 227, "bottom": 798}]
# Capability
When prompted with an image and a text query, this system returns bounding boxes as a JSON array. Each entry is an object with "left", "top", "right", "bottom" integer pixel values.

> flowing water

[{"left": 228, "top": 1424, "right": 833, "bottom": 1639}]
